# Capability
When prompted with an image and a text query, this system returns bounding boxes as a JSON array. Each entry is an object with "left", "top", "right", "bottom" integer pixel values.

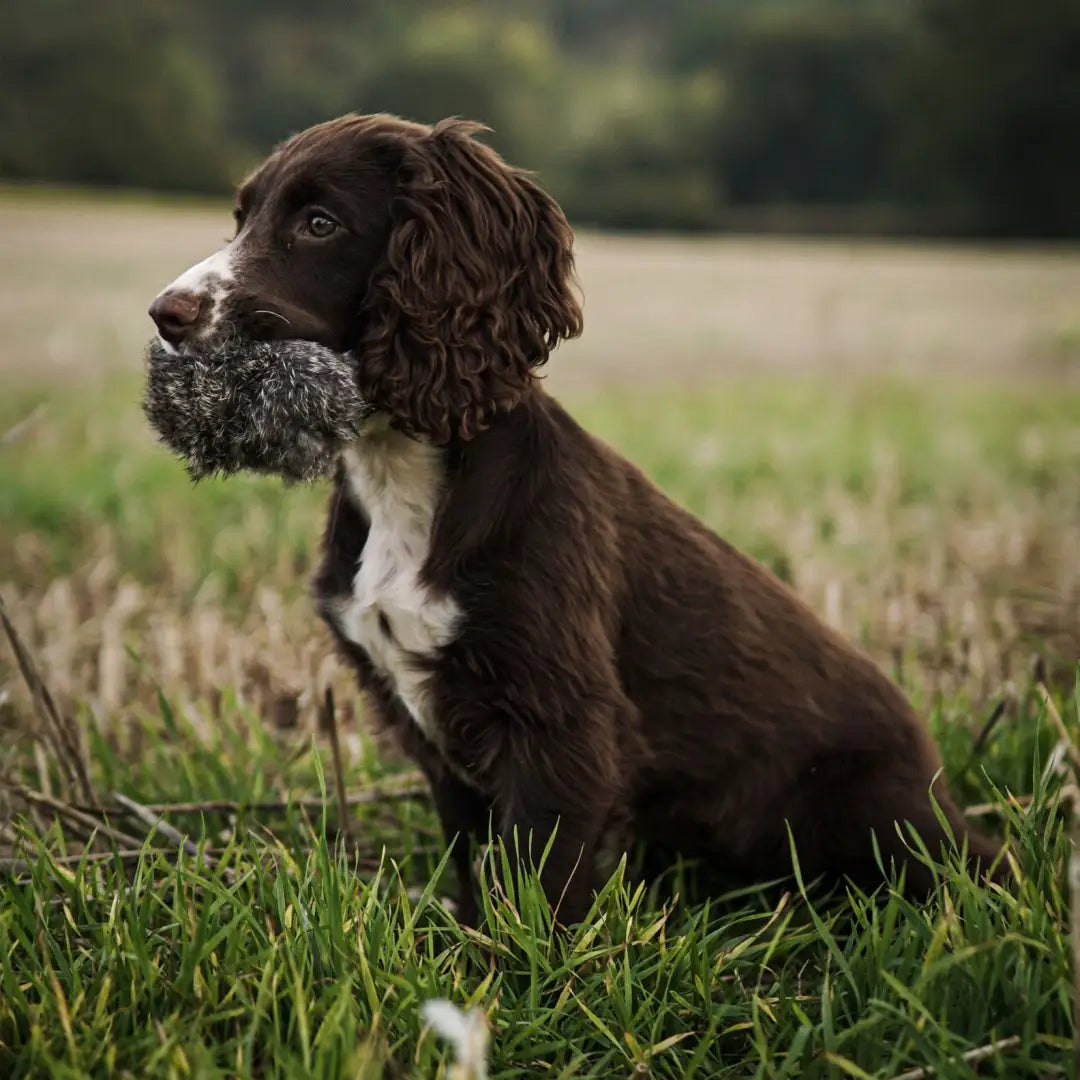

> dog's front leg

[
  {"left": 443, "top": 651, "right": 629, "bottom": 927},
  {"left": 493, "top": 759, "right": 611, "bottom": 928},
  {"left": 421, "top": 761, "right": 492, "bottom": 927}
]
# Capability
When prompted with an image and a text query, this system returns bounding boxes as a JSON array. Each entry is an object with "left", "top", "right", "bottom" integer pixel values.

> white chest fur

[{"left": 331, "top": 426, "right": 461, "bottom": 738}]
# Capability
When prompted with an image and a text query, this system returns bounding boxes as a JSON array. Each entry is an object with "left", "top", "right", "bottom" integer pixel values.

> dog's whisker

[{"left": 254, "top": 309, "right": 292, "bottom": 326}]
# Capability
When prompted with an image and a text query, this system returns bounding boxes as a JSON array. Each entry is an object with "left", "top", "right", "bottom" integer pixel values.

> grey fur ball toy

[{"left": 144, "top": 338, "right": 374, "bottom": 482}]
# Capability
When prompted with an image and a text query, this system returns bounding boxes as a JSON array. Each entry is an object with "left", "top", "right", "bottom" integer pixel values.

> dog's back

[{"left": 525, "top": 394, "right": 1001, "bottom": 894}]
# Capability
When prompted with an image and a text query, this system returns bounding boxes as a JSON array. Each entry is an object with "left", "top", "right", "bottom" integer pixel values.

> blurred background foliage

[{"left": 1, "top": 0, "right": 1078, "bottom": 237}]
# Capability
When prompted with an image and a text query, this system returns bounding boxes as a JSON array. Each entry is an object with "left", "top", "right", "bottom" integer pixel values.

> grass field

[{"left": 2, "top": 192, "right": 1080, "bottom": 1078}]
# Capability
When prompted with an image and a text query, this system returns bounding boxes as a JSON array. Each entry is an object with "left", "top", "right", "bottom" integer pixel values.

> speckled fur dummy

[{"left": 144, "top": 338, "right": 373, "bottom": 481}]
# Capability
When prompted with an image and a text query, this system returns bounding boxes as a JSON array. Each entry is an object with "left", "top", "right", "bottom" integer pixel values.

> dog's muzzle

[{"left": 143, "top": 337, "right": 374, "bottom": 482}]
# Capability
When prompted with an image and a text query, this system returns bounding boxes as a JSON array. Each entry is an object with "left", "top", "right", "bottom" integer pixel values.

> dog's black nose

[{"left": 149, "top": 291, "right": 201, "bottom": 346}]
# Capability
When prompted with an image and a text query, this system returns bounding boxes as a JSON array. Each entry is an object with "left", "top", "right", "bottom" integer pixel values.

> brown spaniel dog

[{"left": 149, "top": 115, "right": 1001, "bottom": 926}]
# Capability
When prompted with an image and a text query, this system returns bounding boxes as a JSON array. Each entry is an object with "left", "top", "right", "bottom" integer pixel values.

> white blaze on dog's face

[
  {"left": 148, "top": 115, "right": 400, "bottom": 356},
  {"left": 149, "top": 246, "right": 238, "bottom": 354}
]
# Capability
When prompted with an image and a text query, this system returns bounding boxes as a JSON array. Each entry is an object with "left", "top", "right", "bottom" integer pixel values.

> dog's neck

[{"left": 332, "top": 394, "right": 553, "bottom": 590}]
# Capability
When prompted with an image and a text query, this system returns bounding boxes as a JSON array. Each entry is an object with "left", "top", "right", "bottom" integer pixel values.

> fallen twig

[
  {"left": 113, "top": 790, "right": 239, "bottom": 884},
  {"left": 68, "top": 775, "right": 429, "bottom": 818},
  {"left": 0, "top": 847, "right": 227, "bottom": 877},
  {"left": 885, "top": 1035, "right": 1021, "bottom": 1080},
  {"left": 112, "top": 792, "right": 203, "bottom": 860},
  {"left": 13, "top": 785, "right": 144, "bottom": 850},
  {"left": 963, "top": 793, "right": 1033, "bottom": 818},
  {"left": 1, "top": 843, "right": 392, "bottom": 883}
]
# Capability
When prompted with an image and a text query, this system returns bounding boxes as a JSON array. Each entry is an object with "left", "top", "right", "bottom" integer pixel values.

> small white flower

[{"left": 421, "top": 999, "right": 489, "bottom": 1080}]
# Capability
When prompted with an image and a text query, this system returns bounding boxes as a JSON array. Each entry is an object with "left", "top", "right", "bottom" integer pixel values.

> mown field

[{"left": 1, "top": 193, "right": 1080, "bottom": 1078}]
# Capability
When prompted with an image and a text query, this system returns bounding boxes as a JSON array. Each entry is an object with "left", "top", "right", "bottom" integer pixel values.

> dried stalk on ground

[
  {"left": 322, "top": 686, "right": 352, "bottom": 840},
  {"left": 884, "top": 1035, "right": 1021, "bottom": 1080},
  {"left": 0, "top": 593, "right": 94, "bottom": 804}
]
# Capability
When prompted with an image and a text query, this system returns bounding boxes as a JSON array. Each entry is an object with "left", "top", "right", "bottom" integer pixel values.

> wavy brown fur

[{"left": 352, "top": 118, "right": 583, "bottom": 442}]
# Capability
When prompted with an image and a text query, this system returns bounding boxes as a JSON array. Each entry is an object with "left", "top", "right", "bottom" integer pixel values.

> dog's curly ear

[{"left": 356, "top": 119, "right": 583, "bottom": 442}]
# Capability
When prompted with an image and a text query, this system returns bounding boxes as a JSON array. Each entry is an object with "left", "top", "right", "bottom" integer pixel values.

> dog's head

[{"left": 149, "top": 114, "right": 582, "bottom": 442}]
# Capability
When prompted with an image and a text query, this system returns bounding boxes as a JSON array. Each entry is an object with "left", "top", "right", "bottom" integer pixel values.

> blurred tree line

[{"left": 1, "top": 0, "right": 1078, "bottom": 236}]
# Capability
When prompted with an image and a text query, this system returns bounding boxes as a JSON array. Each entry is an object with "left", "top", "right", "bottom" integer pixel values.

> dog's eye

[{"left": 305, "top": 212, "right": 339, "bottom": 238}]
